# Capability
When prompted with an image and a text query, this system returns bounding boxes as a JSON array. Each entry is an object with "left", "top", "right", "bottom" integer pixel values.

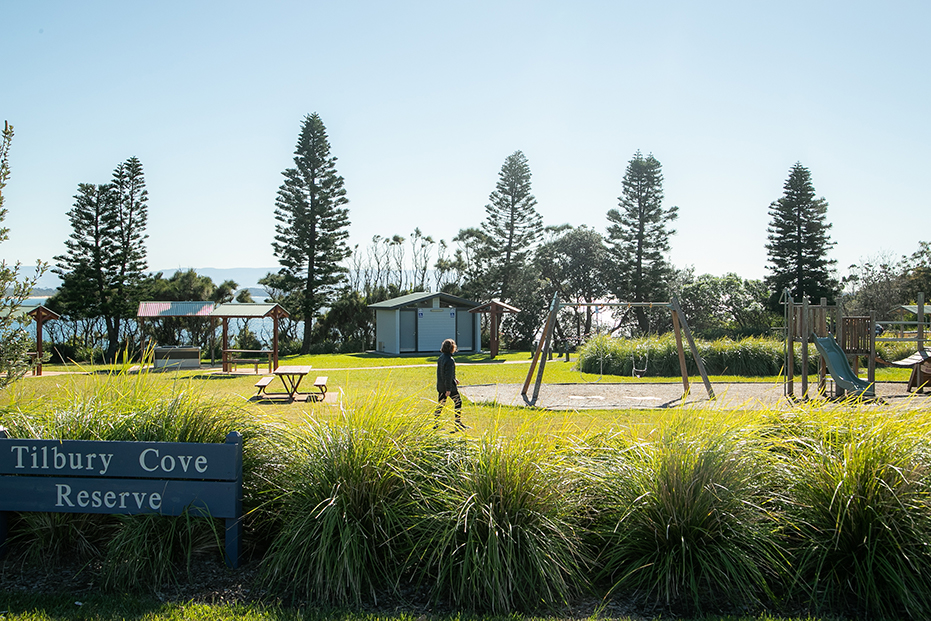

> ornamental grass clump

[
  {"left": 0, "top": 367, "right": 281, "bottom": 588},
  {"left": 591, "top": 413, "right": 781, "bottom": 612},
  {"left": 415, "top": 422, "right": 591, "bottom": 613},
  {"left": 782, "top": 412, "right": 931, "bottom": 619},
  {"left": 259, "top": 393, "right": 444, "bottom": 606}
]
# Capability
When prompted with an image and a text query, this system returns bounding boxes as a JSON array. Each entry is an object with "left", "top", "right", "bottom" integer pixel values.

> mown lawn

[{"left": 0, "top": 352, "right": 924, "bottom": 621}]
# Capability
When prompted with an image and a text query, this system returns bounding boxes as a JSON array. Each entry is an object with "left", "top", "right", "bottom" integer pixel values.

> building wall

[{"left": 375, "top": 309, "right": 399, "bottom": 354}]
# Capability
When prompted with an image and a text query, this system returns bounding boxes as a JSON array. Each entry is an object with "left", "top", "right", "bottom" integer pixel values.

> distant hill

[
  {"left": 162, "top": 267, "right": 277, "bottom": 289},
  {"left": 27, "top": 268, "right": 279, "bottom": 297}
]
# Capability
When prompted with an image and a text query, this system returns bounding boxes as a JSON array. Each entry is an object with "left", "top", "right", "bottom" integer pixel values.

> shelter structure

[
  {"left": 469, "top": 299, "right": 520, "bottom": 358},
  {"left": 210, "top": 303, "right": 289, "bottom": 371},
  {"left": 17, "top": 304, "right": 60, "bottom": 376},
  {"left": 369, "top": 292, "right": 481, "bottom": 354},
  {"left": 137, "top": 301, "right": 216, "bottom": 368}
]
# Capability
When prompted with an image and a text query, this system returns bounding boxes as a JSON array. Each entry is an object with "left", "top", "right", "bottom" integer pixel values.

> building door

[
  {"left": 456, "top": 310, "right": 474, "bottom": 351},
  {"left": 417, "top": 308, "right": 455, "bottom": 352},
  {"left": 399, "top": 310, "right": 416, "bottom": 352}
]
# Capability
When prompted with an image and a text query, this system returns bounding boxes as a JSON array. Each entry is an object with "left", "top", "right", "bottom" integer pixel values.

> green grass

[
  {"left": 2, "top": 351, "right": 931, "bottom": 619},
  {"left": 0, "top": 591, "right": 838, "bottom": 620}
]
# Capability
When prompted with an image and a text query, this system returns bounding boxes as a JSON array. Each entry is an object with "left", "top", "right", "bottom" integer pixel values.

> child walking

[{"left": 434, "top": 338, "right": 467, "bottom": 432}]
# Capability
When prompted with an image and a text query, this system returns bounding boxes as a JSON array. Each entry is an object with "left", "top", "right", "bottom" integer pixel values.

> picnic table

[
  {"left": 222, "top": 349, "right": 273, "bottom": 373},
  {"left": 253, "top": 365, "right": 314, "bottom": 402}
]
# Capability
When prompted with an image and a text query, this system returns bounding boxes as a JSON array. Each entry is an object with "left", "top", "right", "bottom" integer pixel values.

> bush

[
  {"left": 415, "top": 425, "right": 592, "bottom": 613},
  {"left": 578, "top": 333, "right": 820, "bottom": 377},
  {"left": 780, "top": 414, "right": 931, "bottom": 618},
  {"left": 589, "top": 414, "right": 780, "bottom": 612},
  {"left": 259, "top": 394, "right": 444, "bottom": 606}
]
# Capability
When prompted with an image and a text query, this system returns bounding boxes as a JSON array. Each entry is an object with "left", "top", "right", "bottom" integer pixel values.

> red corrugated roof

[{"left": 137, "top": 301, "right": 216, "bottom": 317}]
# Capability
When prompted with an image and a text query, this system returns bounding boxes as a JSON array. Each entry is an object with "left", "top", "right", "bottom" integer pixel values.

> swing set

[{"left": 521, "top": 292, "right": 715, "bottom": 405}]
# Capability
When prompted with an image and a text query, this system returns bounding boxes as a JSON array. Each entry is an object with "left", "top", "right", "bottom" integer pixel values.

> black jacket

[{"left": 436, "top": 352, "right": 457, "bottom": 393}]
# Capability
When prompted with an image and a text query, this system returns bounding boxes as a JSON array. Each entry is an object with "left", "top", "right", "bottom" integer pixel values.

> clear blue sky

[{"left": 3, "top": 1, "right": 929, "bottom": 288}]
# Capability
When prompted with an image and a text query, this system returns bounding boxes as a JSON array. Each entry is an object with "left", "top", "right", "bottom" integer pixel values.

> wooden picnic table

[
  {"left": 222, "top": 348, "right": 273, "bottom": 373},
  {"left": 273, "top": 365, "right": 313, "bottom": 401}
]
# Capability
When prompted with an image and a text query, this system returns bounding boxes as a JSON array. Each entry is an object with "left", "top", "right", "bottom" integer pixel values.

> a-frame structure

[{"left": 521, "top": 293, "right": 714, "bottom": 405}]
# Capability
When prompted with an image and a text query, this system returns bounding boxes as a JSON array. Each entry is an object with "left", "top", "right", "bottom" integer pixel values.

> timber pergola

[
  {"left": 522, "top": 293, "right": 714, "bottom": 405},
  {"left": 21, "top": 305, "right": 60, "bottom": 376},
  {"left": 469, "top": 299, "right": 520, "bottom": 358},
  {"left": 210, "top": 303, "right": 289, "bottom": 372}
]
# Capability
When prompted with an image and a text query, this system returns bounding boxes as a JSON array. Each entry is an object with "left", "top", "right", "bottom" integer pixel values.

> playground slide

[{"left": 811, "top": 334, "right": 874, "bottom": 396}]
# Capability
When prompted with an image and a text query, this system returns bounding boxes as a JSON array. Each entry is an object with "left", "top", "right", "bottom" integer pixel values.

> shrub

[
  {"left": 415, "top": 424, "right": 592, "bottom": 613},
  {"left": 590, "top": 414, "right": 781, "bottom": 612},
  {"left": 259, "top": 394, "right": 444, "bottom": 606},
  {"left": 781, "top": 414, "right": 931, "bottom": 618},
  {"left": 578, "top": 333, "right": 820, "bottom": 377}
]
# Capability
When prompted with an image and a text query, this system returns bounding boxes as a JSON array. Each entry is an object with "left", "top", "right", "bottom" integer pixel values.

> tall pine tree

[
  {"left": 265, "top": 113, "right": 350, "bottom": 354},
  {"left": 764, "top": 162, "right": 837, "bottom": 308},
  {"left": 482, "top": 150, "right": 542, "bottom": 302},
  {"left": 51, "top": 157, "right": 149, "bottom": 360},
  {"left": 606, "top": 150, "right": 678, "bottom": 332}
]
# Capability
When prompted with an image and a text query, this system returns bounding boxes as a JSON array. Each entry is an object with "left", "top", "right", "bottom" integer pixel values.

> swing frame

[{"left": 521, "top": 293, "right": 715, "bottom": 405}]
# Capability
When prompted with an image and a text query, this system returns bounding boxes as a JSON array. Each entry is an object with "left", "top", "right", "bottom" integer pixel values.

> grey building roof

[{"left": 368, "top": 291, "right": 480, "bottom": 310}]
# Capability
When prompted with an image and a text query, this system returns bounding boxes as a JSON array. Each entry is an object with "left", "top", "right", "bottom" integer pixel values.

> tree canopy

[
  {"left": 265, "top": 113, "right": 351, "bottom": 354},
  {"left": 482, "top": 150, "right": 543, "bottom": 302},
  {"left": 0, "top": 121, "right": 45, "bottom": 386},
  {"left": 764, "top": 162, "right": 837, "bottom": 308},
  {"left": 51, "top": 157, "right": 149, "bottom": 360},
  {"left": 606, "top": 151, "right": 678, "bottom": 333}
]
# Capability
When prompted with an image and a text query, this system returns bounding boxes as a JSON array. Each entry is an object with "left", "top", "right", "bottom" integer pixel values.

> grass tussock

[
  {"left": 259, "top": 392, "right": 443, "bottom": 606},
  {"left": 589, "top": 412, "right": 781, "bottom": 612},
  {"left": 780, "top": 412, "right": 931, "bottom": 618},
  {"left": 415, "top": 419, "right": 591, "bottom": 613}
]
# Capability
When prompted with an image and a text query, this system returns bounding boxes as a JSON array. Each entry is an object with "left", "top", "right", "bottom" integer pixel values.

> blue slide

[{"left": 811, "top": 334, "right": 875, "bottom": 397}]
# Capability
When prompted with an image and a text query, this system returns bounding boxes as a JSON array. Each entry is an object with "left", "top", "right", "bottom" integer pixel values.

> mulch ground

[{"left": 462, "top": 380, "right": 931, "bottom": 410}]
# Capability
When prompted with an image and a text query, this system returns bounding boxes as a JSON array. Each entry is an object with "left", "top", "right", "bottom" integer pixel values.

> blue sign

[{"left": 0, "top": 429, "right": 243, "bottom": 567}]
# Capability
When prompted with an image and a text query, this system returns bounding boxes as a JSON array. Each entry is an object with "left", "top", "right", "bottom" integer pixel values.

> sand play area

[{"left": 462, "top": 380, "right": 931, "bottom": 411}]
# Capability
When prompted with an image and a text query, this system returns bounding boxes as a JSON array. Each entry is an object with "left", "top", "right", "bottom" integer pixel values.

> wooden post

[
  {"left": 222, "top": 319, "right": 229, "bottom": 372},
  {"left": 490, "top": 310, "right": 499, "bottom": 358},
  {"left": 918, "top": 292, "right": 925, "bottom": 393},
  {"left": 34, "top": 314, "right": 44, "bottom": 377},
  {"left": 272, "top": 313, "right": 280, "bottom": 371},
  {"left": 818, "top": 298, "right": 827, "bottom": 396},
  {"left": 522, "top": 292, "right": 559, "bottom": 399},
  {"left": 671, "top": 309, "right": 690, "bottom": 394},
  {"left": 786, "top": 292, "right": 794, "bottom": 399},
  {"left": 224, "top": 431, "right": 243, "bottom": 569},
  {"left": 868, "top": 310, "right": 876, "bottom": 388},
  {"left": 801, "top": 297, "right": 810, "bottom": 400},
  {"left": 670, "top": 296, "right": 714, "bottom": 399}
]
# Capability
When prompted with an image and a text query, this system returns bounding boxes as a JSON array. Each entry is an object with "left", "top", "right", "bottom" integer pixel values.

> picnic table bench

[
  {"left": 223, "top": 349, "right": 273, "bottom": 373},
  {"left": 254, "top": 370, "right": 328, "bottom": 403}
]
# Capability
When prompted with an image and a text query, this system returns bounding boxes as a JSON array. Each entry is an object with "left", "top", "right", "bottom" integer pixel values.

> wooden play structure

[
  {"left": 783, "top": 291, "right": 929, "bottom": 399},
  {"left": 877, "top": 292, "right": 928, "bottom": 393},
  {"left": 521, "top": 293, "right": 714, "bottom": 405},
  {"left": 782, "top": 293, "right": 876, "bottom": 399}
]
